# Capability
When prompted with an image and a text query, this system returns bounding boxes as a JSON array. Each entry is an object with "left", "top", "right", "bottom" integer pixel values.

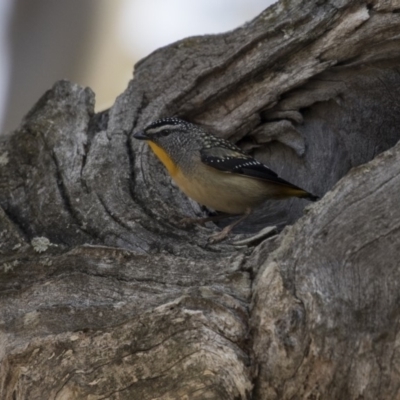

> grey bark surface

[{"left": 1, "top": 0, "right": 400, "bottom": 398}]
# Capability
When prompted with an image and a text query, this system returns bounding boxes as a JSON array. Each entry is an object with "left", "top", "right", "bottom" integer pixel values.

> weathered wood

[
  {"left": 1, "top": 0, "right": 400, "bottom": 398},
  {"left": 252, "top": 140, "right": 400, "bottom": 399}
]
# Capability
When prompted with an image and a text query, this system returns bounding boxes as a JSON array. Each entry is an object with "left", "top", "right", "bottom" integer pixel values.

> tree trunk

[{"left": 1, "top": 0, "right": 400, "bottom": 398}]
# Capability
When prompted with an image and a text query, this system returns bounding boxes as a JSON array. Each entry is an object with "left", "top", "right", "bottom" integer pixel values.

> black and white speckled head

[{"left": 134, "top": 117, "right": 207, "bottom": 165}]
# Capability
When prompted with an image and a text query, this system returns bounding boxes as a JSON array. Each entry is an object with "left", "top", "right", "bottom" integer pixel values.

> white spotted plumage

[{"left": 134, "top": 117, "right": 318, "bottom": 215}]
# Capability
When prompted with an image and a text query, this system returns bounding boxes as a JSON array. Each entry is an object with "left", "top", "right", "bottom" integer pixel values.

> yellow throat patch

[{"left": 147, "top": 141, "right": 178, "bottom": 177}]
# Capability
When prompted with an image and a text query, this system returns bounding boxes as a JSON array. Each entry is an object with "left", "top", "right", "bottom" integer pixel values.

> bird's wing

[{"left": 200, "top": 141, "right": 298, "bottom": 188}]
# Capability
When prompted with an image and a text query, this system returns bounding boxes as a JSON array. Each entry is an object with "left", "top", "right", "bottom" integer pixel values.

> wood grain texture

[
  {"left": 1, "top": 0, "right": 400, "bottom": 398},
  {"left": 252, "top": 138, "right": 400, "bottom": 398}
]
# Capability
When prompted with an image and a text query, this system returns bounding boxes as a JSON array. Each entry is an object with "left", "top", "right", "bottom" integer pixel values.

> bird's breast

[{"left": 147, "top": 141, "right": 178, "bottom": 177}]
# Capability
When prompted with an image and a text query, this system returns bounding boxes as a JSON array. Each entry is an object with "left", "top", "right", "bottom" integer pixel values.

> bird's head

[{"left": 133, "top": 118, "right": 204, "bottom": 166}]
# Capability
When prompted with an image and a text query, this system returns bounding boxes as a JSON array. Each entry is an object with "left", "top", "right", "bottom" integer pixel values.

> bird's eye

[{"left": 159, "top": 130, "right": 170, "bottom": 136}]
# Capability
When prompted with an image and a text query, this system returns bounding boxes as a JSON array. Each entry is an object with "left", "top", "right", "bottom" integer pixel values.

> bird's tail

[
  {"left": 300, "top": 191, "right": 319, "bottom": 202},
  {"left": 278, "top": 187, "right": 320, "bottom": 202}
]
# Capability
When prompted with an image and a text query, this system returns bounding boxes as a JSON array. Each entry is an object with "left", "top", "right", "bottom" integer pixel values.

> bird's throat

[{"left": 147, "top": 141, "right": 178, "bottom": 177}]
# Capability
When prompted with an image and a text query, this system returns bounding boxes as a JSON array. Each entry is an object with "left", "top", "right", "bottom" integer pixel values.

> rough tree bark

[{"left": 1, "top": 0, "right": 400, "bottom": 398}]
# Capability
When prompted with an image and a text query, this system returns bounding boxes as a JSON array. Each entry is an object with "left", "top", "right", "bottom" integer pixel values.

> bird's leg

[
  {"left": 208, "top": 208, "right": 253, "bottom": 243},
  {"left": 179, "top": 213, "right": 233, "bottom": 227}
]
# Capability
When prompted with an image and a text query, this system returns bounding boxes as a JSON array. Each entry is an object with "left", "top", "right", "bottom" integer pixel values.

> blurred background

[{"left": 0, "top": 0, "right": 276, "bottom": 134}]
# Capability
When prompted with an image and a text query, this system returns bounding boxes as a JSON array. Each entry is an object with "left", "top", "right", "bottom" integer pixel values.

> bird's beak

[{"left": 133, "top": 131, "right": 149, "bottom": 140}]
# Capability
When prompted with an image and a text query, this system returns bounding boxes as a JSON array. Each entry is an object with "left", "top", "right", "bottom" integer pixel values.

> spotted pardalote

[{"left": 134, "top": 118, "right": 318, "bottom": 242}]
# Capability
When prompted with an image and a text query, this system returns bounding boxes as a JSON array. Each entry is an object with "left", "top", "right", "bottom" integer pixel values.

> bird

[{"left": 133, "top": 117, "right": 318, "bottom": 242}]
